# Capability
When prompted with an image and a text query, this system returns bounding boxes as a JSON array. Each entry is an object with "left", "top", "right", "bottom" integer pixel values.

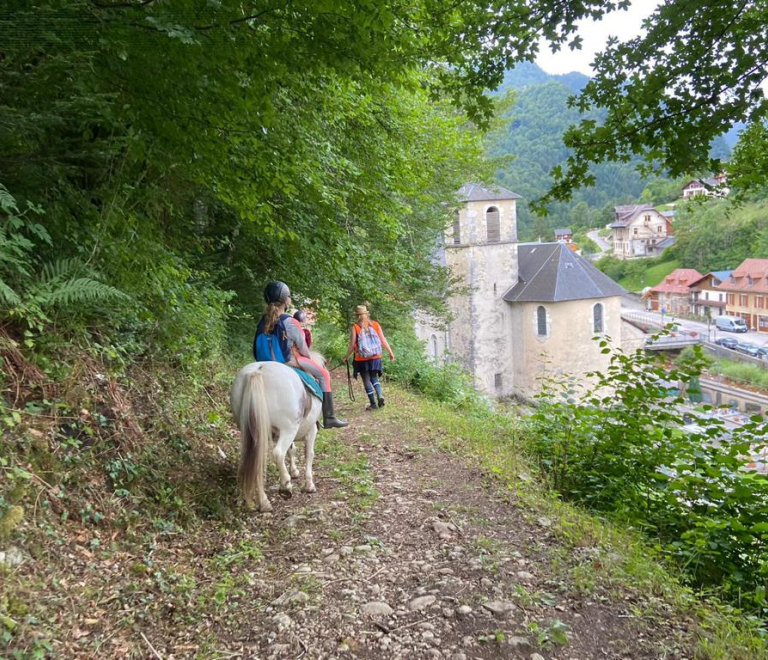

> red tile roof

[
  {"left": 649, "top": 268, "right": 704, "bottom": 295},
  {"left": 718, "top": 258, "right": 768, "bottom": 294}
]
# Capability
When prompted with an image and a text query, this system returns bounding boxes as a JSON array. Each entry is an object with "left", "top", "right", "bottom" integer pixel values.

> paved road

[
  {"left": 587, "top": 229, "right": 612, "bottom": 260},
  {"left": 622, "top": 308, "right": 768, "bottom": 348}
]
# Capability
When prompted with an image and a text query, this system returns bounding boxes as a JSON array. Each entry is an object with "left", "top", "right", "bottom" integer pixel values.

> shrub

[{"left": 528, "top": 342, "right": 768, "bottom": 615}]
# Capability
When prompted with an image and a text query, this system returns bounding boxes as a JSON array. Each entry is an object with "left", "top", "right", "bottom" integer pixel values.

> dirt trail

[{"left": 208, "top": 385, "right": 693, "bottom": 660}]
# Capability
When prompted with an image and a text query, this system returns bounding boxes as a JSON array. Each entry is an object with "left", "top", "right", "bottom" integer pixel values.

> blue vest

[{"left": 254, "top": 314, "right": 291, "bottom": 362}]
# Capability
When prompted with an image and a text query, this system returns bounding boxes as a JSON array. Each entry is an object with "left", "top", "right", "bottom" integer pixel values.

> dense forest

[{"left": 0, "top": 1, "right": 510, "bottom": 371}]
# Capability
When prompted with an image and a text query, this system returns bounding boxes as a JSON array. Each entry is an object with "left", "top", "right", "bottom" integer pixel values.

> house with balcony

[
  {"left": 718, "top": 259, "right": 768, "bottom": 332},
  {"left": 689, "top": 270, "right": 732, "bottom": 318},
  {"left": 646, "top": 268, "right": 704, "bottom": 314},
  {"left": 682, "top": 173, "right": 729, "bottom": 198},
  {"left": 610, "top": 204, "right": 675, "bottom": 259}
]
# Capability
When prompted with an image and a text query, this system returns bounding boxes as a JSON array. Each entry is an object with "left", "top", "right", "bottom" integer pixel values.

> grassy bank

[
  {"left": 678, "top": 346, "right": 768, "bottom": 391},
  {"left": 619, "top": 258, "right": 680, "bottom": 291},
  {"left": 595, "top": 254, "right": 680, "bottom": 292}
]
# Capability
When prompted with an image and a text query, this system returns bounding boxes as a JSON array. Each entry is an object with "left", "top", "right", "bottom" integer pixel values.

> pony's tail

[{"left": 238, "top": 370, "right": 271, "bottom": 507}]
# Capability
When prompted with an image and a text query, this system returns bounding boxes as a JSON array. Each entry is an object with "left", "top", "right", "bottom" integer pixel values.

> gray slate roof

[
  {"left": 503, "top": 243, "right": 626, "bottom": 303},
  {"left": 554, "top": 227, "right": 572, "bottom": 235},
  {"left": 687, "top": 177, "right": 720, "bottom": 188},
  {"left": 611, "top": 203, "right": 655, "bottom": 228},
  {"left": 655, "top": 236, "right": 676, "bottom": 249},
  {"left": 458, "top": 183, "right": 521, "bottom": 202}
]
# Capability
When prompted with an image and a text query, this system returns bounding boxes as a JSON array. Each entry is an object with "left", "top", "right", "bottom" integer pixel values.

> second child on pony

[{"left": 254, "top": 282, "right": 347, "bottom": 429}]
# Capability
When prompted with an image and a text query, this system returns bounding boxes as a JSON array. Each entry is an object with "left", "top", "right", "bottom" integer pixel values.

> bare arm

[
  {"left": 375, "top": 323, "right": 395, "bottom": 360},
  {"left": 344, "top": 326, "right": 357, "bottom": 360}
]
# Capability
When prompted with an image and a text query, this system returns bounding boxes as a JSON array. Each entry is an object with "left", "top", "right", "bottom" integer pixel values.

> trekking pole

[{"left": 345, "top": 358, "right": 356, "bottom": 402}]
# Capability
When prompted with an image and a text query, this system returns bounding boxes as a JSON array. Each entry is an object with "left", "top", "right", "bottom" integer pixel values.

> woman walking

[{"left": 345, "top": 304, "right": 394, "bottom": 410}]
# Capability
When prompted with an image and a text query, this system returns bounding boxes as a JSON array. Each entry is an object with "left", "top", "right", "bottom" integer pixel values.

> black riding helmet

[
  {"left": 264, "top": 281, "right": 290, "bottom": 304},
  {"left": 293, "top": 310, "right": 306, "bottom": 323}
]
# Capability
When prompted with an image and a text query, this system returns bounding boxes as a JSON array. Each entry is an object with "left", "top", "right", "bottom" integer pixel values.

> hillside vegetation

[
  {"left": 486, "top": 62, "right": 732, "bottom": 241},
  {"left": 596, "top": 256, "right": 681, "bottom": 293},
  {"left": 669, "top": 198, "right": 768, "bottom": 273}
]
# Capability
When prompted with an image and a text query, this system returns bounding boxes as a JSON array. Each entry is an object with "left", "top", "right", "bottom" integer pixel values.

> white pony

[{"left": 230, "top": 357, "right": 323, "bottom": 512}]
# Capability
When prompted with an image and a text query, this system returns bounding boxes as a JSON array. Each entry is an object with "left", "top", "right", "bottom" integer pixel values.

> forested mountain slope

[{"left": 488, "top": 63, "right": 731, "bottom": 238}]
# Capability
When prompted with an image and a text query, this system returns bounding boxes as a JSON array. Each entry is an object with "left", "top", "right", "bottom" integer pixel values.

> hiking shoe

[{"left": 377, "top": 397, "right": 385, "bottom": 408}]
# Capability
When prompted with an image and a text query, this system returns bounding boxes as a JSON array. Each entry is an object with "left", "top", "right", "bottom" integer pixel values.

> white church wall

[
  {"left": 414, "top": 311, "right": 449, "bottom": 362},
  {"left": 510, "top": 296, "right": 623, "bottom": 400}
]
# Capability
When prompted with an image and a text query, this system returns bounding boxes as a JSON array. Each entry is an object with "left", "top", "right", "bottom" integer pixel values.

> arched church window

[
  {"left": 431, "top": 334, "right": 438, "bottom": 358},
  {"left": 452, "top": 212, "right": 461, "bottom": 244},
  {"left": 593, "top": 303, "right": 604, "bottom": 333},
  {"left": 486, "top": 207, "right": 500, "bottom": 243},
  {"left": 536, "top": 306, "right": 548, "bottom": 337}
]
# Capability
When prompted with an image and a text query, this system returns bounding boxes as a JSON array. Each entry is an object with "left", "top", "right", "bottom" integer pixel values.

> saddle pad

[{"left": 292, "top": 367, "right": 323, "bottom": 401}]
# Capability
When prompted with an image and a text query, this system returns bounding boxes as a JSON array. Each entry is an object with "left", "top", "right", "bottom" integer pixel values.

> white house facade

[{"left": 610, "top": 204, "right": 675, "bottom": 259}]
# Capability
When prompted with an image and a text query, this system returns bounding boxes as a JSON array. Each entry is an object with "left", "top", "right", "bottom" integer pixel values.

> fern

[
  {"left": 39, "top": 258, "right": 85, "bottom": 282},
  {"left": 25, "top": 258, "right": 128, "bottom": 312},
  {"left": 0, "top": 187, "right": 128, "bottom": 322},
  {"left": 33, "top": 277, "right": 127, "bottom": 309},
  {"left": 0, "top": 277, "right": 21, "bottom": 306},
  {"left": 0, "top": 184, "right": 19, "bottom": 215}
]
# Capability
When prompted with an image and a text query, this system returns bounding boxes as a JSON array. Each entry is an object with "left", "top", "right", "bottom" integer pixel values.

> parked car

[
  {"left": 715, "top": 315, "right": 749, "bottom": 333},
  {"left": 737, "top": 342, "right": 762, "bottom": 358},
  {"left": 756, "top": 347, "right": 768, "bottom": 361},
  {"left": 715, "top": 337, "right": 739, "bottom": 350}
]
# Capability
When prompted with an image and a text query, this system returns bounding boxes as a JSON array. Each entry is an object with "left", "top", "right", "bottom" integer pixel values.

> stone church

[{"left": 415, "top": 183, "right": 636, "bottom": 401}]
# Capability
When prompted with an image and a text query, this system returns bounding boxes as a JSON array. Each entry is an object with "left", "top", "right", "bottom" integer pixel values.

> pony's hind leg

[
  {"left": 288, "top": 443, "right": 300, "bottom": 480},
  {"left": 273, "top": 428, "right": 297, "bottom": 498},
  {"left": 303, "top": 423, "right": 317, "bottom": 493}
]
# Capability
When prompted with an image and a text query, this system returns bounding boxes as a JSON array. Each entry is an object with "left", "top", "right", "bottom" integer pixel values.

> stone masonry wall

[
  {"left": 510, "top": 296, "right": 623, "bottom": 400},
  {"left": 445, "top": 198, "right": 518, "bottom": 397}
]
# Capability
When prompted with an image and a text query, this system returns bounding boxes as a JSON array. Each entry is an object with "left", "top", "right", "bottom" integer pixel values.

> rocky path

[{"left": 209, "top": 386, "right": 693, "bottom": 660}]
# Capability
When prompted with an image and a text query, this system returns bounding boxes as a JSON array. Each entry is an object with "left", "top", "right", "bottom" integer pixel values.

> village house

[
  {"left": 610, "top": 204, "right": 675, "bottom": 259},
  {"left": 415, "top": 183, "right": 641, "bottom": 401},
  {"left": 554, "top": 227, "right": 572, "bottom": 243},
  {"left": 646, "top": 268, "right": 704, "bottom": 315},
  {"left": 718, "top": 259, "right": 768, "bottom": 332},
  {"left": 688, "top": 270, "right": 732, "bottom": 319},
  {"left": 682, "top": 173, "right": 729, "bottom": 198}
]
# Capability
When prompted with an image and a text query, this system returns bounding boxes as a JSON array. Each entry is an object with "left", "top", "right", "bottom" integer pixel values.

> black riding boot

[{"left": 322, "top": 392, "right": 348, "bottom": 429}]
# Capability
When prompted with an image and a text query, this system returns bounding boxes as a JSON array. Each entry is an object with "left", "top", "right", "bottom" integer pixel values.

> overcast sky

[{"left": 535, "top": 0, "right": 660, "bottom": 76}]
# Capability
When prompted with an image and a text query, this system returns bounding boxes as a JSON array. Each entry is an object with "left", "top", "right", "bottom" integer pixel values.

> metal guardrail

[{"left": 621, "top": 311, "right": 768, "bottom": 367}]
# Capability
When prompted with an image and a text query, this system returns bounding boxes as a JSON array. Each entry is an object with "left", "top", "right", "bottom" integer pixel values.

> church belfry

[{"left": 443, "top": 183, "right": 520, "bottom": 397}]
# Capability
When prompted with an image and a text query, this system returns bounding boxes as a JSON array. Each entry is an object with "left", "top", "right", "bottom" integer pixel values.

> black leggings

[{"left": 360, "top": 370, "right": 383, "bottom": 399}]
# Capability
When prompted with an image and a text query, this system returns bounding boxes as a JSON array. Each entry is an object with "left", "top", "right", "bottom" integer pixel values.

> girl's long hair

[
  {"left": 263, "top": 302, "right": 284, "bottom": 334},
  {"left": 357, "top": 312, "right": 371, "bottom": 332}
]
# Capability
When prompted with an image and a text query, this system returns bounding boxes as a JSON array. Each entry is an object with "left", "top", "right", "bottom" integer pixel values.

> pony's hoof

[
  {"left": 304, "top": 482, "right": 316, "bottom": 494},
  {"left": 290, "top": 469, "right": 301, "bottom": 480},
  {"left": 259, "top": 501, "right": 273, "bottom": 513},
  {"left": 278, "top": 486, "right": 293, "bottom": 499}
]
